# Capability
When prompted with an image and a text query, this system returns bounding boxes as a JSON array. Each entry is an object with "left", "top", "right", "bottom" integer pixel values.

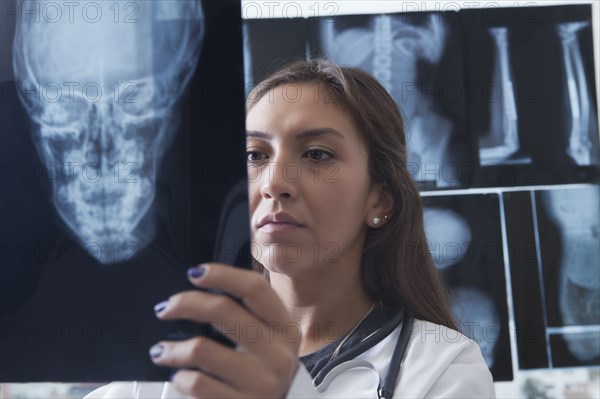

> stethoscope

[{"left": 312, "top": 309, "right": 414, "bottom": 399}]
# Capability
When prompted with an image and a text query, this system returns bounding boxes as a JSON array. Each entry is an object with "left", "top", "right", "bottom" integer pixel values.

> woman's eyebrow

[
  {"left": 246, "top": 128, "right": 345, "bottom": 140},
  {"left": 296, "top": 128, "right": 346, "bottom": 140},
  {"left": 246, "top": 130, "right": 271, "bottom": 139}
]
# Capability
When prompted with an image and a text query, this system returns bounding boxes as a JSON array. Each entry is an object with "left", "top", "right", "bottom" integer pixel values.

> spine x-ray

[{"left": 318, "top": 13, "right": 469, "bottom": 189}]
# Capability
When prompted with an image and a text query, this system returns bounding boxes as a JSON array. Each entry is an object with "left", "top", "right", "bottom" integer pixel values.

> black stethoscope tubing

[
  {"left": 312, "top": 309, "right": 414, "bottom": 399},
  {"left": 379, "top": 313, "right": 414, "bottom": 399}
]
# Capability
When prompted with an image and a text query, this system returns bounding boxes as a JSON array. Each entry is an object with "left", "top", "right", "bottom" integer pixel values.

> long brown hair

[{"left": 246, "top": 59, "right": 457, "bottom": 331}]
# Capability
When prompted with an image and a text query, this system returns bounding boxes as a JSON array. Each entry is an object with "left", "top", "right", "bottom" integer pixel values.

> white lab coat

[{"left": 85, "top": 319, "right": 496, "bottom": 398}]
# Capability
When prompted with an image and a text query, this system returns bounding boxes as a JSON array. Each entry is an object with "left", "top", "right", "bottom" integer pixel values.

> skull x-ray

[
  {"left": 318, "top": 13, "right": 469, "bottom": 188},
  {"left": 12, "top": 0, "right": 204, "bottom": 264},
  {"left": 422, "top": 194, "right": 513, "bottom": 381},
  {"left": 1, "top": 0, "right": 249, "bottom": 382}
]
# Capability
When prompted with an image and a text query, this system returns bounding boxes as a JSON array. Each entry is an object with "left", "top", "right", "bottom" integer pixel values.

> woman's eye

[
  {"left": 305, "top": 149, "right": 334, "bottom": 161},
  {"left": 246, "top": 151, "right": 267, "bottom": 162}
]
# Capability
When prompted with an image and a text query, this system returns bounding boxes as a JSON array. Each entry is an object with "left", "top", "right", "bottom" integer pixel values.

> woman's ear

[{"left": 366, "top": 182, "right": 394, "bottom": 228}]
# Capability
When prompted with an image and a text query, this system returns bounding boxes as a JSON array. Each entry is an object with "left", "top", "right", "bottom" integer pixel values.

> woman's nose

[{"left": 259, "top": 160, "right": 298, "bottom": 201}]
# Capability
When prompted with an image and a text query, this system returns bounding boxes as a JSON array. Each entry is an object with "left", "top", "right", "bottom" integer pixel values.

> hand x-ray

[
  {"left": 422, "top": 194, "right": 513, "bottom": 381},
  {"left": 1, "top": 0, "right": 249, "bottom": 382}
]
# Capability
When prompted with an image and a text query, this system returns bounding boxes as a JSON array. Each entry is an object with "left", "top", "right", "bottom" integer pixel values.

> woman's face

[{"left": 246, "top": 83, "right": 381, "bottom": 277}]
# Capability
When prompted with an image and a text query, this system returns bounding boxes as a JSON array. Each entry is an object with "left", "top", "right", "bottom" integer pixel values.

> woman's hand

[{"left": 150, "top": 263, "right": 300, "bottom": 399}]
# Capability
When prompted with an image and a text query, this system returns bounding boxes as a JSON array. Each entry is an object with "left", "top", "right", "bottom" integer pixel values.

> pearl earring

[{"left": 373, "top": 217, "right": 381, "bottom": 225}]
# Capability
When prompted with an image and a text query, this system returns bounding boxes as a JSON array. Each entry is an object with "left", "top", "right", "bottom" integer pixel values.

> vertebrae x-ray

[
  {"left": 12, "top": 0, "right": 204, "bottom": 264},
  {"left": 320, "top": 14, "right": 459, "bottom": 187}
]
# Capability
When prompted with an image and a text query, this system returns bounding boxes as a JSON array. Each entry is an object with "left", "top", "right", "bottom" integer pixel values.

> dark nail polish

[
  {"left": 154, "top": 300, "right": 169, "bottom": 313},
  {"left": 187, "top": 266, "right": 206, "bottom": 279},
  {"left": 149, "top": 344, "right": 164, "bottom": 358}
]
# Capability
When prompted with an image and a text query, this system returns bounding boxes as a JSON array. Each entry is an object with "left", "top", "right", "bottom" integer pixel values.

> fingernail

[
  {"left": 149, "top": 344, "right": 164, "bottom": 358},
  {"left": 154, "top": 300, "right": 169, "bottom": 313},
  {"left": 187, "top": 265, "right": 206, "bottom": 280}
]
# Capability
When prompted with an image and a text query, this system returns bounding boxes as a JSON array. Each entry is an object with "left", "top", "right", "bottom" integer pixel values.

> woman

[{"left": 87, "top": 59, "right": 495, "bottom": 398}]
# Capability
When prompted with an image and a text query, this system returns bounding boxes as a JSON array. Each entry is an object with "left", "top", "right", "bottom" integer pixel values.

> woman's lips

[
  {"left": 256, "top": 212, "right": 305, "bottom": 233},
  {"left": 258, "top": 222, "right": 304, "bottom": 233}
]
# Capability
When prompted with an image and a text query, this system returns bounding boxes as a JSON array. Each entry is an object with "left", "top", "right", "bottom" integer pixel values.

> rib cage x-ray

[
  {"left": 12, "top": 0, "right": 204, "bottom": 264},
  {"left": 320, "top": 14, "right": 458, "bottom": 187},
  {"left": 539, "top": 186, "right": 600, "bottom": 362},
  {"left": 557, "top": 22, "right": 600, "bottom": 166},
  {"left": 478, "top": 27, "right": 530, "bottom": 165}
]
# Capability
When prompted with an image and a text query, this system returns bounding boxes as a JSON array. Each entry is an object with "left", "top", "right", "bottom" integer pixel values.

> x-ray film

[
  {"left": 315, "top": 13, "right": 471, "bottom": 189},
  {"left": 503, "top": 191, "right": 548, "bottom": 370},
  {"left": 536, "top": 186, "right": 600, "bottom": 366},
  {"left": 550, "top": 331, "right": 600, "bottom": 368},
  {"left": 464, "top": 5, "right": 600, "bottom": 186},
  {"left": 505, "top": 186, "right": 600, "bottom": 370},
  {"left": 244, "top": 13, "right": 473, "bottom": 189},
  {"left": 244, "top": 18, "right": 310, "bottom": 88},
  {"left": 0, "top": 0, "right": 250, "bottom": 382},
  {"left": 245, "top": 5, "right": 599, "bottom": 190},
  {"left": 422, "top": 193, "right": 513, "bottom": 381}
]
